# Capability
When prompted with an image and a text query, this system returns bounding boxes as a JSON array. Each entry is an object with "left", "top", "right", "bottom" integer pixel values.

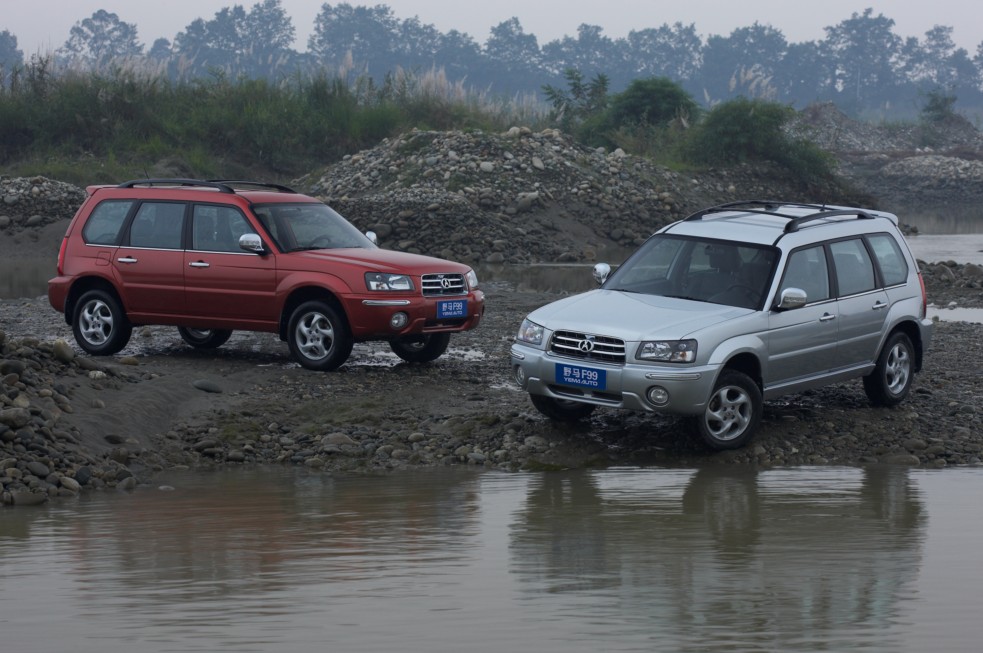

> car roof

[
  {"left": 661, "top": 200, "right": 901, "bottom": 247},
  {"left": 85, "top": 178, "right": 319, "bottom": 205}
]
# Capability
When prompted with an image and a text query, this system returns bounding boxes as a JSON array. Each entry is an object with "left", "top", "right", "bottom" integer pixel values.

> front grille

[
  {"left": 422, "top": 273, "right": 466, "bottom": 296},
  {"left": 549, "top": 330, "right": 626, "bottom": 364}
]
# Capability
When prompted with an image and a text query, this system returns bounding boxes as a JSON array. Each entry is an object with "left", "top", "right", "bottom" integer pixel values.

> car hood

[
  {"left": 287, "top": 247, "right": 470, "bottom": 275},
  {"left": 527, "top": 289, "right": 752, "bottom": 340}
]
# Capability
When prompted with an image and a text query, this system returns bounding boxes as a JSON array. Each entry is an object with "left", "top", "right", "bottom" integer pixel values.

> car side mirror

[
  {"left": 777, "top": 287, "right": 807, "bottom": 310},
  {"left": 365, "top": 230, "right": 378, "bottom": 245},
  {"left": 593, "top": 262, "right": 611, "bottom": 285},
  {"left": 239, "top": 233, "right": 265, "bottom": 254}
]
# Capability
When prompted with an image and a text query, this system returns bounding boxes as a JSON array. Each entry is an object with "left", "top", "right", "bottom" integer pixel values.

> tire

[
  {"left": 72, "top": 289, "right": 132, "bottom": 356},
  {"left": 530, "top": 393, "right": 596, "bottom": 422},
  {"left": 390, "top": 333, "right": 451, "bottom": 363},
  {"left": 695, "top": 370, "right": 762, "bottom": 450},
  {"left": 863, "top": 332, "right": 914, "bottom": 406},
  {"left": 286, "top": 300, "right": 353, "bottom": 371},
  {"left": 178, "top": 327, "right": 233, "bottom": 349}
]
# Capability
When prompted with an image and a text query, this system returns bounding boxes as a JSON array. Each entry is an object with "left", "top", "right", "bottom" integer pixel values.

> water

[{"left": 2, "top": 465, "right": 982, "bottom": 652}]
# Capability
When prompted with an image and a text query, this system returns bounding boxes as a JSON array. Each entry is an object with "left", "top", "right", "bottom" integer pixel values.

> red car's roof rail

[
  {"left": 116, "top": 179, "right": 299, "bottom": 194},
  {"left": 117, "top": 178, "right": 237, "bottom": 193}
]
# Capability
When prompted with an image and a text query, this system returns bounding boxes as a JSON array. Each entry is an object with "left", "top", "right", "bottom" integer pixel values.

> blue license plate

[
  {"left": 437, "top": 299, "right": 467, "bottom": 319},
  {"left": 555, "top": 363, "right": 606, "bottom": 390}
]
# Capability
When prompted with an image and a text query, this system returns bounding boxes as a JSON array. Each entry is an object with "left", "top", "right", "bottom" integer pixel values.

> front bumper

[
  {"left": 510, "top": 342, "right": 720, "bottom": 416},
  {"left": 346, "top": 290, "right": 485, "bottom": 338}
]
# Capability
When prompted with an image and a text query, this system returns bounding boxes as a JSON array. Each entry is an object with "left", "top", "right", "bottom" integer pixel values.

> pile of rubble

[{"left": 0, "top": 177, "right": 86, "bottom": 232}]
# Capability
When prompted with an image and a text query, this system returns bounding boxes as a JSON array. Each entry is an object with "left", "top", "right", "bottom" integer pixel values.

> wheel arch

[
  {"left": 65, "top": 276, "right": 124, "bottom": 326},
  {"left": 278, "top": 286, "right": 348, "bottom": 341},
  {"left": 889, "top": 320, "right": 924, "bottom": 373}
]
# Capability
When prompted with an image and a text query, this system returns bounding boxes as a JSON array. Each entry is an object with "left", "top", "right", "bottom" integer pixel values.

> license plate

[
  {"left": 437, "top": 299, "right": 467, "bottom": 319},
  {"left": 555, "top": 363, "right": 606, "bottom": 390}
]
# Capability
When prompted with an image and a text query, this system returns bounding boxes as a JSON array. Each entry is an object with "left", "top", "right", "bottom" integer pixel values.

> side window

[
  {"left": 192, "top": 205, "right": 253, "bottom": 252},
  {"left": 81, "top": 200, "right": 134, "bottom": 245},
  {"left": 867, "top": 233, "right": 908, "bottom": 286},
  {"left": 128, "top": 202, "right": 185, "bottom": 249},
  {"left": 830, "top": 239, "right": 876, "bottom": 296},
  {"left": 779, "top": 245, "right": 830, "bottom": 302}
]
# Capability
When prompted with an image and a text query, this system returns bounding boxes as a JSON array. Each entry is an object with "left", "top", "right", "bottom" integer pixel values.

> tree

[
  {"left": 542, "top": 68, "right": 609, "bottom": 133},
  {"left": 624, "top": 23, "right": 702, "bottom": 81},
  {"left": 542, "top": 24, "right": 622, "bottom": 79},
  {"left": 485, "top": 18, "right": 541, "bottom": 68},
  {"left": 308, "top": 3, "right": 400, "bottom": 75},
  {"left": 822, "top": 8, "right": 902, "bottom": 112},
  {"left": 608, "top": 77, "right": 699, "bottom": 128},
  {"left": 699, "top": 23, "right": 788, "bottom": 104},
  {"left": 59, "top": 10, "right": 143, "bottom": 67}
]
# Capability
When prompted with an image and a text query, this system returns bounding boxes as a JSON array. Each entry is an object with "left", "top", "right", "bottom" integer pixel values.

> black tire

[
  {"left": 530, "top": 394, "right": 596, "bottom": 422},
  {"left": 286, "top": 300, "right": 353, "bottom": 371},
  {"left": 178, "top": 327, "right": 233, "bottom": 349},
  {"left": 71, "top": 289, "right": 132, "bottom": 356},
  {"left": 863, "top": 331, "right": 914, "bottom": 406},
  {"left": 694, "top": 370, "right": 762, "bottom": 450},
  {"left": 390, "top": 333, "right": 451, "bottom": 363}
]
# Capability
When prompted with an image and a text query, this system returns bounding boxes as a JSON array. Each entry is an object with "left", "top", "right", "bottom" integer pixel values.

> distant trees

[{"left": 4, "top": 3, "right": 983, "bottom": 119}]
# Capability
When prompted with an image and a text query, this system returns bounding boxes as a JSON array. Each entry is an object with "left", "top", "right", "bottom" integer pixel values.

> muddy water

[{"left": 2, "top": 465, "right": 982, "bottom": 652}]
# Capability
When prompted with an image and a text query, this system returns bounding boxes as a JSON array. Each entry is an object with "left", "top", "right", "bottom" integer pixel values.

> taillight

[
  {"left": 56, "top": 237, "right": 68, "bottom": 277},
  {"left": 918, "top": 271, "right": 927, "bottom": 317}
]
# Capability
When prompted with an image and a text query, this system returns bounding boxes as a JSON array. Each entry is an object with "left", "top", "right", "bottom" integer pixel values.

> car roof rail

[
  {"left": 206, "top": 179, "right": 299, "bottom": 193},
  {"left": 681, "top": 200, "right": 880, "bottom": 233},
  {"left": 117, "top": 178, "right": 237, "bottom": 193}
]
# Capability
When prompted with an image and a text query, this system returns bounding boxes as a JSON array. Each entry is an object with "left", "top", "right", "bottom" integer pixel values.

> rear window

[
  {"left": 867, "top": 233, "right": 909, "bottom": 286},
  {"left": 81, "top": 200, "right": 134, "bottom": 245}
]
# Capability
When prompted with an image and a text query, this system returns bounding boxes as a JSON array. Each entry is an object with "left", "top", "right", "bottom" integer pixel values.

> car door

[
  {"left": 764, "top": 245, "right": 839, "bottom": 388},
  {"left": 830, "top": 238, "right": 891, "bottom": 370},
  {"left": 183, "top": 204, "right": 277, "bottom": 326},
  {"left": 113, "top": 201, "right": 187, "bottom": 319}
]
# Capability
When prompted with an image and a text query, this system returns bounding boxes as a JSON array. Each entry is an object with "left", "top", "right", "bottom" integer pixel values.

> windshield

[
  {"left": 252, "top": 202, "right": 376, "bottom": 252},
  {"left": 604, "top": 235, "right": 778, "bottom": 309}
]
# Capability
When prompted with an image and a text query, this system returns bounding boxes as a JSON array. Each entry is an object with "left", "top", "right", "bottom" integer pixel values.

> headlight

[
  {"left": 637, "top": 339, "right": 697, "bottom": 363},
  {"left": 365, "top": 273, "right": 414, "bottom": 291},
  {"left": 516, "top": 318, "right": 545, "bottom": 346},
  {"left": 466, "top": 269, "right": 479, "bottom": 290}
]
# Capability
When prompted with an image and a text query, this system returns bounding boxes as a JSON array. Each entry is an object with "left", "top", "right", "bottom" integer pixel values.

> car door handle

[
  {"left": 819, "top": 313, "right": 836, "bottom": 322},
  {"left": 189, "top": 261, "right": 210, "bottom": 268},
  {"left": 872, "top": 301, "right": 888, "bottom": 310},
  {"left": 117, "top": 257, "right": 138, "bottom": 264}
]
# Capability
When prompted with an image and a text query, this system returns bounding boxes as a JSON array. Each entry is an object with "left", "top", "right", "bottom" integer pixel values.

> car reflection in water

[{"left": 510, "top": 465, "right": 925, "bottom": 651}]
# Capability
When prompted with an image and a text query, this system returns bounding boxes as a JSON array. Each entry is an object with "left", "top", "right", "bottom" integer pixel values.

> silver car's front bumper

[{"left": 510, "top": 343, "right": 721, "bottom": 416}]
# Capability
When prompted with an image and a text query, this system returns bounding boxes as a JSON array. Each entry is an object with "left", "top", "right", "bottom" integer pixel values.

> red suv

[{"left": 48, "top": 179, "right": 485, "bottom": 370}]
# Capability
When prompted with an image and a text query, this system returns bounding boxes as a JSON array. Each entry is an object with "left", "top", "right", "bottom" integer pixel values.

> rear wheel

[
  {"left": 286, "top": 301, "right": 353, "bottom": 371},
  {"left": 72, "top": 289, "right": 132, "bottom": 356},
  {"left": 530, "top": 394, "right": 596, "bottom": 422},
  {"left": 178, "top": 327, "right": 232, "bottom": 349},
  {"left": 863, "top": 332, "right": 914, "bottom": 406},
  {"left": 390, "top": 333, "right": 451, "bottom": 363},
  {"left": 694, "top": 370, "right": 762, "bottom": 450}
]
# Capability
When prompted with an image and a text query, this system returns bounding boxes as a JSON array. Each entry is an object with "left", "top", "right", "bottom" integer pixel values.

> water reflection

[{"left": 510, "top": 466, "right": 924, "bottom": 651}]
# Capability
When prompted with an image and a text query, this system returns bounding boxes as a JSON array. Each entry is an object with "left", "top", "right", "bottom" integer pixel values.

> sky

[{"left": 3, "top": 0, "right": 983, "bottom": 55}]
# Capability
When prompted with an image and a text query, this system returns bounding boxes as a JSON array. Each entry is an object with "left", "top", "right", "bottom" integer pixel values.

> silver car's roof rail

[{"left": 682, "top": 200, "right": 879, "bottom": 233}]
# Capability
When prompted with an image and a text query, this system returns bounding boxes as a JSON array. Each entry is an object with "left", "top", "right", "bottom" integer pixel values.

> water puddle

[{"left": 928, "top": 305, "right": 983, "bottom": 324}]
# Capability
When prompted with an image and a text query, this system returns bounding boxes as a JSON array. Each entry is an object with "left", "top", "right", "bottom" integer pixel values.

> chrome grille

[
  {"left": 549, "top": 330, "right": 626, "bottom": 364},
  {"left": 422, "top": 273, "right": 466, "bottom": 296}
]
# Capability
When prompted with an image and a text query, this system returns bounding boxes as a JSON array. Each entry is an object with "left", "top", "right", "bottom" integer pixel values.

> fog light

[
  {"left": 513, "top": 365, "right": 526, "bottom": 387},
  {"left": 390, "top": 312, "right": 408, "bottom": 329},
  {"left": 646, "top": 386, "right": 669, "bottom": 406}
]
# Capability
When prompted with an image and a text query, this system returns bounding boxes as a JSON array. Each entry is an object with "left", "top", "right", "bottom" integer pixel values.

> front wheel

[
  {"left": 530, "top": 394, "right": 596, "bottom": 422},
  {"left": 694, "top": 370, "right": 762, "bottom": 450},
  {"left": 863, "top": 332, "right": 914, "bottom": 406},
  {"left": 390, "top": 333, "right": 451, "bottom": 363},
  {"left": 72, "top": 289, "right": 132, "bottom": 356},
  {"left": 286, "top": 301, "right": 353, "bottom": 371},
  {"left": 178, "top": 327, "right": 233, "bottom": 349}
]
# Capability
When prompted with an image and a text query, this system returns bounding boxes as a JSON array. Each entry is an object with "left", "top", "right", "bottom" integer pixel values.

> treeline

[{"left": 2, "top": 2, "right": 983, "bottom": 118}]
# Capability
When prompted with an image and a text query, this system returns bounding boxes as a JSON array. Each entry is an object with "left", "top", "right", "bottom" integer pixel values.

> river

[{"left": 2, "top": 465, "right": 982, "bottom": 652}]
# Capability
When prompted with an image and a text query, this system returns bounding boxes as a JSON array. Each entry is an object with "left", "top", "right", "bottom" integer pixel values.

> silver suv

[{"left": 510, "top": 201, "right": 933, "bottom": 450}]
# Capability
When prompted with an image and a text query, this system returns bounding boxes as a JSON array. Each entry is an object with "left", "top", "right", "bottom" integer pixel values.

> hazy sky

[{"left": 4, "top": 0, "right": 983, "bottom": 55}]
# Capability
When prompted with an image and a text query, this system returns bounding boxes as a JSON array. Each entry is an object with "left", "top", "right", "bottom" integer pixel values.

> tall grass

[{"left": 0, "top": 57, "right": 550, "bottom": 184}]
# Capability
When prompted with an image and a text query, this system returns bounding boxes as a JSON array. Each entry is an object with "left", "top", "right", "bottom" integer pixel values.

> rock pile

[
  {"left": 0, "top": 177, "right": 86, "bottom": 232},
  {"left": 0, "top": 331, "right": 150, "bottom": 505},
  {"left": 305, "top": 127, "right": 716, "bottom": 264}
]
